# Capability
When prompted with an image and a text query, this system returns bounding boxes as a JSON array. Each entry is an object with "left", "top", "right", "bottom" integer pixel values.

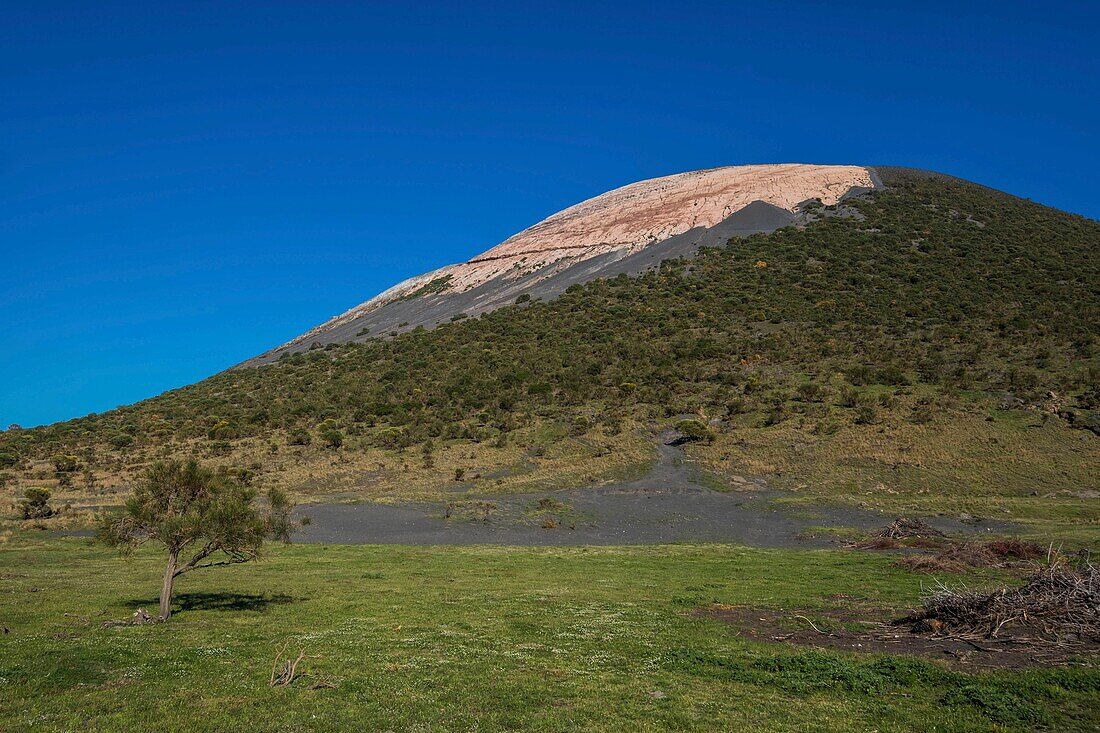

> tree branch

[{"left": 173, "top": 542, "right": 216, "bottom": 577}]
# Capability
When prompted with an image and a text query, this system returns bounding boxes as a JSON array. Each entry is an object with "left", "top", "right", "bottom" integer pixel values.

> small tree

[{"left": 98, "top": 460, "right": 295, "bottom": 620}]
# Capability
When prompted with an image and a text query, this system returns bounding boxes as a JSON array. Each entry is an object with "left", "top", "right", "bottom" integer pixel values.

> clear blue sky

[{"left": 2, "top": 1, "right": 1097, "bottom": 427}]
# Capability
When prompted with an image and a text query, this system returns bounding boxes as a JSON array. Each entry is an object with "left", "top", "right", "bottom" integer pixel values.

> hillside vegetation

[{"left": 2, "top": 170, "right": 1097, "bottom": 526}]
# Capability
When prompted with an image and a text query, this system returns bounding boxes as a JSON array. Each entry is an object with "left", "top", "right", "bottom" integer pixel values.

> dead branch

[{"left": 270, "top": 642, "right": 307, "bottom": 687}]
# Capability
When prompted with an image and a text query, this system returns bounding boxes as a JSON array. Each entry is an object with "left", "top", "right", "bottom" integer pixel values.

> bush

[
  {"left": 320, "top": 428, "right": 344, "bottom": 449},
  {"left": 288, "top": 428, "right": 312, "bottom": 446},
  {"left": 109, "top": 433, "right": 134, "bottom": 449},
  {"left": 0, "top": 451, "right": 17, "bottom": 469},
  {"left": 845, "top": 365, "right": 875, "bottom": 386},
  {"left": 876, "top": 365, "right": 910, "bottom": 386},
  {"left": 796, "top": 382, "right": 827, "bottom": 403},
  {"left": 19, "top": 487, "right": 54, "bottom": 520},
  {"left": 837, "top": 388, "right": 861, "bottom": 408},
  {"left": 854, "top": 404, "right": 879, "bottom": 425},
  {"left": 762, "top": 404, "right": 787, "bottom": 427},
  {"left": 52, "top": 455, "right": 80, "bottom": 473},
  {"left": 674, "top": 419, "right": 715, "bottom": 444},
  {"left": 374, "top": 426, "right": 407, "bottom": 449}
]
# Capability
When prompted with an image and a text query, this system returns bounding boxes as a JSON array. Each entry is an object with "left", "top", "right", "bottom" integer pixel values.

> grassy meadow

[{"left": 1, "top": 535, "right": 1098, "bottom": 732}]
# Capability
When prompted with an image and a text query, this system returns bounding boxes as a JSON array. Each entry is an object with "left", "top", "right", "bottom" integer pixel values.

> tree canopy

[{"left": 98, "top": 459, "right": 296, "bottom": 619}]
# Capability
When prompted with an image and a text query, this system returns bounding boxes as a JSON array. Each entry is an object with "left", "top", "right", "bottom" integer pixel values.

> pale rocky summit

[{"left": 250, "top": 163, "right": 879, "bottom": 364}]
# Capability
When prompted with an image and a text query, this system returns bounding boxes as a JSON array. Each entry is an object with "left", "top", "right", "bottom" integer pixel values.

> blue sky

[{"left": 2, "top": 1, "right": 1098, "bottom": 427}]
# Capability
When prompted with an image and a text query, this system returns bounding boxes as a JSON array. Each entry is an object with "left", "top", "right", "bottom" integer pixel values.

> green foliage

[
  {"left": 109, "top": 433, "right": 133, "bottom": 449},
  {"left": 400, "top": 274, "right": 454, "bottom": 300},
  {"left": 98, "top": 460, "right": 292, "bottom": 558},
  {"left": 796, "top": 382, "right": 827, "bottom": 403},
  {"left": 675, "top": 419, "right": 715, "bottom": 444},
  {"left": 320, "top": 427, "right": 344, "bottom": 449},
  {"left": 52, "top": 454, "right": 79, "bottom": 472},
  {"left": 287, "top": 428, "right": 311, "bottom": 446},
  {"left": 18, "top": 487, "right": 53, "bottom": 520}
]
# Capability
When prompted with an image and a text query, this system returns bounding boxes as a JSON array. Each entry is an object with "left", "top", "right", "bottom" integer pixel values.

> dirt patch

[
  {"left": 692, "top": 605, "right": 1099, "bottom": 671},
  {"left": 288, "top": 441, "right": 1015, "bottom": 547},
  {"left": 293, "top": 441, "right": 892, "bottom": 547}
]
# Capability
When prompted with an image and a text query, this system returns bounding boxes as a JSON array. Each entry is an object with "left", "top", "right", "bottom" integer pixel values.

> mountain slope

[
  {"left": 248, "top": 164, "right": 879, "bottom": 363},
  {"left": 1, "top": 167, "right": 1097, "bottom": 528}
]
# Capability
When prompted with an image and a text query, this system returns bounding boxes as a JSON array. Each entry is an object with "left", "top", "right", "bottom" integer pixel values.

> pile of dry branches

[
  {"left": 894, "top": 538, "right": 1044, "bottom": 573},
  {"left": 876, "top": 517, "right": 945, "bottom": 540},
  {"left": 903, "top": 555, "right": 1099, "bottom": 642}
]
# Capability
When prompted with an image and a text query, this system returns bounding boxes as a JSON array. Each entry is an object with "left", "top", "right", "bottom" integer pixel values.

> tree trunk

[{"left": 159, "top": 550, "right": 178, "bottom": 620}]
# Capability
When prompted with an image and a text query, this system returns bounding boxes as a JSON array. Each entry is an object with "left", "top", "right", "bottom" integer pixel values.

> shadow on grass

[{"left": 127, "top": 591, "right": 301, "bottom": 614}]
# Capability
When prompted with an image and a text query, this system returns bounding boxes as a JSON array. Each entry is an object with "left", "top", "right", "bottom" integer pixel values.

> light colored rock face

[
  {"left": 484, "top": 163, "right": 871, "bottom": 257},
  {"left": 274, "top": 164, "right": 875, "bottom": 351}
]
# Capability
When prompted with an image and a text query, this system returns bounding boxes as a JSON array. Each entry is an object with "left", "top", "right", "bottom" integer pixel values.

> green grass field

[{"left": 2, "top": 535, "right": 1097, "bottom": 732}]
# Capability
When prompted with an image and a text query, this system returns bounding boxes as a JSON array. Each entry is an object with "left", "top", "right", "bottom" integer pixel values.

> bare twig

[
  {"left": 792, "top": 614, "right": 825, "bottom": 634},
  {"left": 270, "top": 642, "right": 308, "bottom": 687}
]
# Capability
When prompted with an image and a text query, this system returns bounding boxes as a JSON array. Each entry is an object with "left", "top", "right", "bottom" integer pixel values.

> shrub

[
  {"left": 726, "top": 398, "right": 748, "bottom": 416},
  {"left": 674, "top": 419, "right": 715, "bottom": 444},
  {"left": 52, "top": 454, "right": 80, "bottom": 473},
  {"left": 109, "top": 433, "right": 134, "bottom": 449},
  {"left": 762, "top": 404, "right": 787, "bottom": 427},
  {"left": 855, "top": 404, "right": 879, "bottom": 425},
  {"left": 375, "top": 426, "right": 407, "bottom": 449},
  {"left": 876, "top": 366, "right": 910, "bottom": 386},
  {"left": 19, "top": 487, "right": 54, "bottom": 520},
  {"left": 796, "top": 382, "right": 827, "bottom": 403},
  {"left": 288, "top": 428, "right": 312, "bottom": 446},
  {"left": 846, "top": 365, "right": 875, "bottom": 386},
  {"left": 320, "top": 428, "right": 344, "bottom": 449},
  {"left": 837, "top": 388, "right": 861, "bottom": 408}
]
